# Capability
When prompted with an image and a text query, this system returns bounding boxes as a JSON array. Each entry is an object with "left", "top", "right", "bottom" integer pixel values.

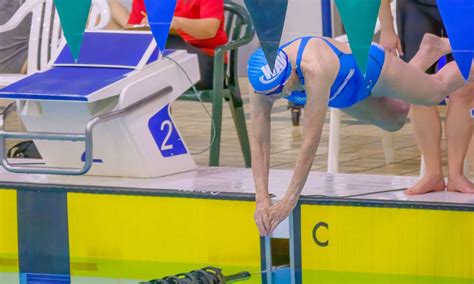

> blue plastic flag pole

[{"left": 321, "top": 0, "right": 333, "bottom": 37}]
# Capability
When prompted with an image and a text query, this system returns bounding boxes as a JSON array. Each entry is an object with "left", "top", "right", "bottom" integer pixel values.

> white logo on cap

[{"left": 259, "top": 52, "right": 288, "bottom": 84}]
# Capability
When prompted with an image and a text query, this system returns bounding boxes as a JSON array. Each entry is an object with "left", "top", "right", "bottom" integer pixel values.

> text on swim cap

[{"left": 259, "top": 52, "right": 288, "bottom": 84}]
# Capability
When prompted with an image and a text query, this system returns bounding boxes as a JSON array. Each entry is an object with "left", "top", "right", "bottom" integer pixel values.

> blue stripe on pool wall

[
  {"left": 292, "top": 204, "right": 302, "bottom": 284},
  {"left": 20, "top": 273, "right": 71, "bottom": 284},
  {"left": 17, "top": 191, "right": 70, "bottom": 278},
  {"left": 260, "top": 236, "right": 268, "bottom": 284}
]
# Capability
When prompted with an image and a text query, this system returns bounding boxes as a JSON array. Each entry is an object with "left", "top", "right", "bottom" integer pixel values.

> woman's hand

[
  {"left": 170, "top": 17, "right": 181, "bottom": 31},
  {"left": 140, "top": 11, "right": 148, "bottom": 25},
  {"left": 268, "top": 196, "right": 298, "bottom": 233},
  {"left": 380, "top": 29, "right": 403, "bottom": 57},
  {"left": 254, "top": 198, "right": 272, "bottom": 236},
  {"left": 254, "top": 196, "right": 298, "bottom": 236}
]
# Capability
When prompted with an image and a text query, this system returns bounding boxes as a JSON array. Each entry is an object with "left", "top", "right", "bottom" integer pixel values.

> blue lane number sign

[{"left": 148, "top": 104, "right": 187, "bottom": 157}]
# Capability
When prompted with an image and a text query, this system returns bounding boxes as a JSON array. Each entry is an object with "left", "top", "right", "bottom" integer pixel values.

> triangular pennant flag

[
  {"left": 451, "top": 52, "right": 474, "bottom": 81},
  {"left": 54, "top": 0, "right": 91, "bottom": 61},
  {"left": 335, "top": 0, "right": 381, "bottom": 74},
  {"left": 144, "top": 0, "right": 177, "bottom": 52},
  {"left": 244, "top": 0, "right": 288, "bottom": 70},
  {"left": 437, "top": 0, "right": 474, "bottom": 81}
]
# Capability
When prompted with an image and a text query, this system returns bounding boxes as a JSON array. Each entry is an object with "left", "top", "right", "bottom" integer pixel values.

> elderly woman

[{"left": 248, "top": 33, "right": 472, "bottom": 235}]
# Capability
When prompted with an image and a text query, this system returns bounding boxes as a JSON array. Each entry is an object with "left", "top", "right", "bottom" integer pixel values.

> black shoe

[{"left": 7, "top": 140, "right": 42, "bottom": 159}]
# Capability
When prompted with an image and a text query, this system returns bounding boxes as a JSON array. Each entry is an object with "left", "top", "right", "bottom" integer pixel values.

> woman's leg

[
  {"left": 405, "top": 104, "right": 445, "bottom": 195},
  {"left": 373, "top": 55, "right": 471, "bottom": 106},
  {"left": 341, "top": 96, "right": 411, "bottom": 132},
  {"left": 373, "top": 32, "right": 469, "bottom": 105},
  {"left": 446, "top": 84, "right": 474, "bottom": 193},
  {"left": 401, "top": 33, "right": 448, "bottom": 194},
  {"left": 396, "top": 0, "right": 445, "bottom": 73},
  {"left": 466, "top": 99, "right": 474, "bottom": 170},
  {"left": 408, "top": 34, "right": 451, "bottom": 71}
]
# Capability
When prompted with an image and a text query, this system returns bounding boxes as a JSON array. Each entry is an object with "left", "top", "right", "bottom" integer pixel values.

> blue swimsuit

[{"left": 282, "top": 37, "right": 386, "bottom": 109}]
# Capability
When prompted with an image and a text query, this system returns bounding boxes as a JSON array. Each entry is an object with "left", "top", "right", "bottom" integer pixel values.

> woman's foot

[
  {"left": 419, "top": 33, "right": 452, "bottom": 59},
  {"left": 405, "top": 175, "right": 446, "bottom": 195},
  {"left": 447, "top": 175, "right": 474, "bottom": 194},
  {"left": 409, "top": 34, "right": 452, "bottom": 71}
]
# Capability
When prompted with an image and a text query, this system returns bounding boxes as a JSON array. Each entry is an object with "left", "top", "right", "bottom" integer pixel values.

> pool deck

[{"left": 1, "top": 162, "right": 474, "bottom": 208}]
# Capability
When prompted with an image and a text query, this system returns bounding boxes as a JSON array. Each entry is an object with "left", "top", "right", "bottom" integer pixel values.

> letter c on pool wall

[{"left": 312, "top": 222, "right": 329, "bottom": 247}]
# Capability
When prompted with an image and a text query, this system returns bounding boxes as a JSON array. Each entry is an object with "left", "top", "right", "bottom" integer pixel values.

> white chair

[
  {"left": 327, "top": 0, "right": 397, "bottom": 173},
  {"left": 0, "top": 0, "right": 110, "bottom": 87}
]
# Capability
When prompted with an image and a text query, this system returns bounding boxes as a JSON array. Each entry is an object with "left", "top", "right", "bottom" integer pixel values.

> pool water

[
  {"left": 0, "top": 261, "right": 263, "bottom": 283},
  {"left": 3, "top": 270, "right": 472, "bottom": 284},
  {"left": 302, "top": 270, "right": 474, "bottom": 284},
  {"left": 0, "top": 270, "right": 261, "bottom": 284},
  {"left": 1, "top": 273, "right": 138, "bottom": 284}
]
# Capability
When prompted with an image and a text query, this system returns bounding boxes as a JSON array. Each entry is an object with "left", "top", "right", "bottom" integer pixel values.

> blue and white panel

[{"left": 148, "top": 105, "right": 188, "bottom": 158}]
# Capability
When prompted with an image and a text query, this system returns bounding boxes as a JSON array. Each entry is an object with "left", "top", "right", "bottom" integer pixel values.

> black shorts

[
  {"left": 166, "top": 35, "right": 214, "bottom": 89},
  {"left": 396, "top": 0, "right": 453, "bottom": 73}
]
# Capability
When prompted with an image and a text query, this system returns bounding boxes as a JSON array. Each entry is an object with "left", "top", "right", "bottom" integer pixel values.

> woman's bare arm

[
  {"left": 135, "top": 16, "right": 220, "bottom": 40},
  {"left": 250, "top": 89, "right": 274, "bottom": 236},
  {"left": 172, "top": 17, "right": 220, "bottom": 40},
  {"left": 379, "top": 0, "right": 403, "bottom": 56},
  {"left": 108, "top": 1, "right": 130, "bottom": 29},
  {"left": 267, "top": 58, "right": 334, "bottom": 233}
]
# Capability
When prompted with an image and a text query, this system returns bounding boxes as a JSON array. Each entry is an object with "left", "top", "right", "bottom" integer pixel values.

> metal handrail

[{"left": 0, "top": 86, "right": 173, "bottom": 175}]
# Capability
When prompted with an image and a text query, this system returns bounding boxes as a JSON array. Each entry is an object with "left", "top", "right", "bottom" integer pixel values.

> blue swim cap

[{"left": 248, "top": 48, "right": 292, "bottom": 96}]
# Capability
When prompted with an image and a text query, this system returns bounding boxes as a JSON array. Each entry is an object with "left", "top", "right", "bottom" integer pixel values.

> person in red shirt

[{"left": 128, "top": 0, "right": 228, "bottom": 89}]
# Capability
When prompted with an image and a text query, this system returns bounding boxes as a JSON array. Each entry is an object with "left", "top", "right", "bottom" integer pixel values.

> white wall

[
  {"left": 117, "top": 0, "right": 133, "bottom": 11},
  {"left": 236, "top": 0, "right": 325, "bottom": 76}
]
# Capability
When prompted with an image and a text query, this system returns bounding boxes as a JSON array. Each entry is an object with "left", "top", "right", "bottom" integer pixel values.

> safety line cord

[
  {"left": 304, "top": 188, "right": 406, "bottom": 199},
  {"left": 164, "top": 55, "right": 217, "bottom": 155}
]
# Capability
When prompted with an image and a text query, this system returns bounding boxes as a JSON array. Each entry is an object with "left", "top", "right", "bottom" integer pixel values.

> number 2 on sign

[{"left": 160, "top": 120, "right": 174, "bottom": 151}]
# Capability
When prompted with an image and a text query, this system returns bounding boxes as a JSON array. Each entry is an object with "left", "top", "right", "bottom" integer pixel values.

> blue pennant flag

[
  {"left": 244, "top": 0, "right": 288, "bottom": 70},
  {"left": 437, "top": 0, "right": 474, "bottom": 81},
  {"left": 144, "top": 0, "right": 177, "bottom": 52}
]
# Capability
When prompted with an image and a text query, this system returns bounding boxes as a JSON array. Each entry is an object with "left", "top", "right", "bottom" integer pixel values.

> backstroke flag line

[
  {"left": 144, "top": 0, "right": 178, "bottom": 52},
  {"left": 54, "top": 0, "right": 91, "bottom": 61},
  {"left": 335, "top": 0, "right": 381, "bottom": 74},
  {"left": 437, "top": 0, "right": 474, "bottom": 81},
  {"left": 244, "top": 0, "right": 288, "bottom": 70}
]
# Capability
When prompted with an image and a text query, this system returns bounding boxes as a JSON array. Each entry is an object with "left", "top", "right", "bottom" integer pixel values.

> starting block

[{"left": 0, "top": 31, "right": 199, "bottom": 177}]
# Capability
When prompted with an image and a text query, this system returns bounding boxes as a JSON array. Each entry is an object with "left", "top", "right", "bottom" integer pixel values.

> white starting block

[{"left": 0, "top": 31, "right": 199, "bottom": 178}]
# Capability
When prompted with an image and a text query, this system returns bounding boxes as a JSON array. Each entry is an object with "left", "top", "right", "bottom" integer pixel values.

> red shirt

[{"left": 129, "top": 0, "right": 228, "bottom": 56}]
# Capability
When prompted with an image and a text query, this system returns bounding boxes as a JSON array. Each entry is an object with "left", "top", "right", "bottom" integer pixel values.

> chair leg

[
  {"left": 228, "top": 100, "right": 252, "bottom": 168},
  {"left": 380, "top": 130, "right": 395, "bottom": 164},
  {"left": 327, "top": 108, "right": 341, "bottom": 174},
  {"left": 209, "top": 90, "right": 224, "bottom": 167}
]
